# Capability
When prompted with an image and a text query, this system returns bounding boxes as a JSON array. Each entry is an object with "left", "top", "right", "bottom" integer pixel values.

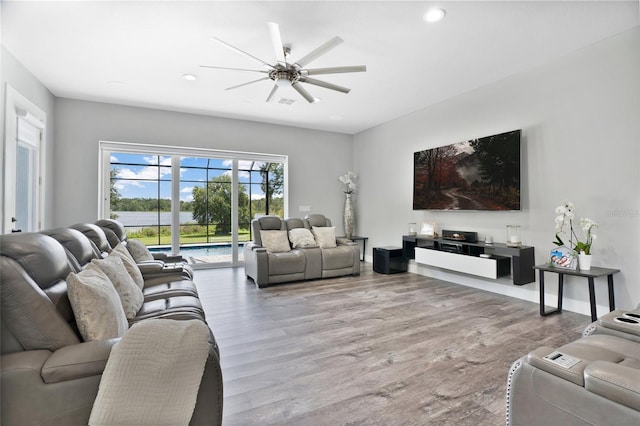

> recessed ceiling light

[
  {"left": 424, "top": 8, "right": 446, "bottom": 23},
  {"left": 183, "top": 73, "right": 198, "bottom": 81}
]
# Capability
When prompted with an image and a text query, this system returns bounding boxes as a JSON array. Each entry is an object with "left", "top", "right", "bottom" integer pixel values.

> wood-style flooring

[{"left": 195, "top": 264, "right": 590, "bottom": 426}]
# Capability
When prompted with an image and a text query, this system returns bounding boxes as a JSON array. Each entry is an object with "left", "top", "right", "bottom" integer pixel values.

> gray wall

[
  {"left": 54, "top": 99, "right": 352, "bottom": 228},
  {"left": 0, "top": 46, "right": 57, "bottom": 229},
  {"left": 353, "top": 27, "right": 640, "bottom": 316}
]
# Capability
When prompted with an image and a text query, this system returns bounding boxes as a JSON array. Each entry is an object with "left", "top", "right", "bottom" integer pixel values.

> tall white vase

[
  {"left": 343, "top": 192, "right": 355, "bottom": 239},
  {"left": 578, "top": 253, "right": 592, "bottom": 271}
]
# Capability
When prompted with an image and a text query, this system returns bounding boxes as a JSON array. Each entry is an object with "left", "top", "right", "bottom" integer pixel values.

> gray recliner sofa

[
  {"left": 507, "top": 304, "right": 640, "bottom": 425},
  {"left": 0, "top": 229, "right": 222, "bottom": 425},
  {"left": 244, "top": 214, "right": 360, "bottom": 288},
  {"left": 506, "top": 333, "right": 640, "bottom": 425}
]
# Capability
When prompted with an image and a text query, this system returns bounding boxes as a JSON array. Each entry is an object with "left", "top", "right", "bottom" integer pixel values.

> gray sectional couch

[
  {"left": 0, "top": 223, "right": 222, "bottom": 425},
  {"left": 244, "top": 214, "right": 360, "bottom": 287}
]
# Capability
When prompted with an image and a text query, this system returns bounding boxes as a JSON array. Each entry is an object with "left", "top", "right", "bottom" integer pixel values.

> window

[{"left": 100, "top": 141, "right": 287, "bottom": 267}]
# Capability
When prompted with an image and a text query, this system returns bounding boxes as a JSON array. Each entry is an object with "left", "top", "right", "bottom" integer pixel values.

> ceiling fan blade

[
  {"left": 299, "top": 77, "right": 350, "bottom": 94},
  {"left": 266, "top": 84, "right": 280, "bottom": 102},
  {"left": 302, "top": 65, "right": 367, "bottom": 76},
  {"left": 226, "top": 77, "right": 270, "bottom": 91},
  {"left": 291, "top": 82, "right": 318, "bottom": 103},
  {"left": 210, "top": 36, "right": 274, "bottom": 69},
  {"left": 200, "top": 65, "right": 268, "bottom": 73},
  {"left": 267, "top": 22, "right": 286, "bottom": 65},
  {"left": 294, "top": 36, "right": 343, "bottom": 68}
]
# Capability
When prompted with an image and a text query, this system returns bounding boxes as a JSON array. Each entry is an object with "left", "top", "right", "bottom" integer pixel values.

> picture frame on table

[
  {"left": 549, "top": 246, "right": 577, "bottom": 270},
  {"left": 419, "top": 221, "right": 437, "bottom": 237}
]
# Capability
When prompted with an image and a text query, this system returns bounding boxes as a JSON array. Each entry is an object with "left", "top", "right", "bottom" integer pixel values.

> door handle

[{"left": 10, "top": 217, "right": 21, "bottom": 232}]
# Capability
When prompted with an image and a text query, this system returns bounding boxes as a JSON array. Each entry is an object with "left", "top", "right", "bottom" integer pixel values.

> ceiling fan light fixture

[
  {"left": 276, "top": 78, "right": 292, "bottom": 88},
  {"left": 424, "top": 8, "right": 446, "bottom": 23}
]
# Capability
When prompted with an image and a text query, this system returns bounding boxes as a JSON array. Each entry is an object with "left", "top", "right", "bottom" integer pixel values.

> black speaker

[{"left": 373, "top": 246, "right": 408, "bottom": 274}]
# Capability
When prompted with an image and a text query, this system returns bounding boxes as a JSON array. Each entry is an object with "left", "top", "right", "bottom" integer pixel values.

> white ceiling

[{"left": 2, "top": 1, "right": 638, "bottom": 134}]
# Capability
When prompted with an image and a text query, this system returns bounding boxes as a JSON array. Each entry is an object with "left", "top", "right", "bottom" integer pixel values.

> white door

[{"left": 3, "top": 86, "right": 46, "bottom": 233}]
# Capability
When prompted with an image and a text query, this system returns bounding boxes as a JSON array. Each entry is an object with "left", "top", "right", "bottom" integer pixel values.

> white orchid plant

[
  {"left": 553, "top": 200, "right": 598, "bottom": 255},
  {"left": 339, "top": 171, "right": 357, "bottom": 194}
]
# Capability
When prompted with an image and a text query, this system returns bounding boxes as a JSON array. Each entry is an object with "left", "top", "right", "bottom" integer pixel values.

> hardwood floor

[{"left": 195, "top": 264, "right": 590, "bottom": 426}]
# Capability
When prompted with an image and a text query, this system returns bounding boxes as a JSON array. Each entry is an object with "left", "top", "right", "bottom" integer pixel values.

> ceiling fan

[{"left": 200, "top": 22, "right": 366, "bottom": 104}]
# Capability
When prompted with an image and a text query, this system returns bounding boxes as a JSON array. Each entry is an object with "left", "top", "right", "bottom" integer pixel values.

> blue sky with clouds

[{"left": 110, "top": 153, "right": 267, "bottom": 202}]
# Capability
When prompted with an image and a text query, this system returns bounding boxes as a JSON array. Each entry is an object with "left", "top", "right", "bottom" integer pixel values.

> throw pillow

[
  {"left": 126, "top": 239, "right": 154, "bottom": 262},
  {"left": 312, "top": 226, "right": 337, "bottom": 249},
  {"left": 112, "top": 243, "right": 145, "bottom": 290},
  {"left": 67, "top": 263, "right": 129, "bottom": 341},
  {"left": 92, "top": 256, "right": 144, "bottom": 319},
  {"left": 288, "top": 228, "right": 317, "bottom": 248},
  {"left": 260, "top": 230, "right": 291, "bottom": 253}
]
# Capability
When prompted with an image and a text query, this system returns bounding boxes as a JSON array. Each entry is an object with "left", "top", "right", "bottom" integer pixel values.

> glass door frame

[{"left": 98, "top": 141, "right": 288, "bottom": 267}]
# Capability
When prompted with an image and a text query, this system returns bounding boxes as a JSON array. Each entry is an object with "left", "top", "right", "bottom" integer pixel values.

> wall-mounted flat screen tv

[{"left": 413, "top": 129, "right": 521, "bottom": 210}]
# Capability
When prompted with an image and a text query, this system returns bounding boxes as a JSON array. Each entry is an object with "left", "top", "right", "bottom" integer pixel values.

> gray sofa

[
  {"left": 0, "top": 227, "right": 222, "bottom": 425},
  {"left": 244, "top": 214, "right": 360, "bottom": 288},
  {"left": 506, "top": 308, "right": 640, "bottom": 425}
]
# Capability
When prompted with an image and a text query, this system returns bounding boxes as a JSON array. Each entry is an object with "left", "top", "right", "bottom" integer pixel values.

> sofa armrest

[
  {"left": 41, "top": 339, "right": 118, "bottom": 383},
  {"left": 585, "top": 360, "right": 640, "bottom": 411},
  {"left": 244, "top": 242, "right": 269, "bottom": 287},
  {"left": 336, "top": 238, "right": 357, "bottom": 246},
  {"left": 138, "top": 262, "right": 186, "bottom": 275},
  {"left": 245, "top": 242, "right": 267, "bottom": 253},
  {"left": 152, "top": 252, "right": 186, "bottom": 263}
]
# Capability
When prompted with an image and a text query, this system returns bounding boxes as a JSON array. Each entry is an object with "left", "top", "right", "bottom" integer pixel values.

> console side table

[{"left": 534, "top": 265, "right": 620, "bottom": 322}]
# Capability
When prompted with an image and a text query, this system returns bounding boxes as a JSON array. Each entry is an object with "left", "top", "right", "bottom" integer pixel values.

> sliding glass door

[{"left": 102, "top": 142, "right": 287, "bottom": 267}]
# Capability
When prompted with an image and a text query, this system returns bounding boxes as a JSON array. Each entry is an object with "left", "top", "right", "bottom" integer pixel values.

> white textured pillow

[
  {"left": 260, "top": 230, "right": 291, "bottom": 253},
  {"left": 92, "top": 256, "right": 144, "bottom": 319},
  {"left": 288, "top": 228, "right": 317, "bottom": 248},
  {"left": 312, "top": 226, "right": 337, "bottom": 249},
  {"left": 112, "top": 243, "right": 145, "bottom": 290},
  {"left": 67, "top": 263, "right": 129, "bottom": 341},
  {"left": 126, "top": 239, "right": 154, "bottom": 262}
]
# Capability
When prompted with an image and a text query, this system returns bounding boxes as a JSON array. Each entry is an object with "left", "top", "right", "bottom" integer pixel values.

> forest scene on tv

[{"left": 413, "top": 130, "right": 521, "bottom": 210}]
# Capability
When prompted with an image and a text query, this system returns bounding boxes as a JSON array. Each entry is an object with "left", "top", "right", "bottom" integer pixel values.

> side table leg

[
  {"left": 539, "top": 270, "right": 562, "bottom": 317},
  {"left": 608, "top": 274, "right": 616, "bottom": 311},
  {"left": 558, "top": 274, "right": 564, "bottom": 312},
  {"left": 539, "top": 270, "right": 545, "bottom": 316},
  {"left": 588, "top": 277, "right": 597, "bottom": 322}
]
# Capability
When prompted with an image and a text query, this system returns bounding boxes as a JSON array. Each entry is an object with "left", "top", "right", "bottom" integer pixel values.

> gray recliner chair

[
  {"left": 507, "top": 333, "right": 640, "bottom": 425},
  {"left": 94, "top": 219, "right": 195, "bottom": 280}
]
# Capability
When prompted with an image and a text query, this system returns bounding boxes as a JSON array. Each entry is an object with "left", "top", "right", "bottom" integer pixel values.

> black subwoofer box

[{"left": 373, "top": 246, "right": 408, "bottom": 274}]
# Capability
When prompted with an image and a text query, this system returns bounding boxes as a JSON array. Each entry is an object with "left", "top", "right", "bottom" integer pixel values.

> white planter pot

[{"left": 578, "top": 253, "right": 592, "bottom": 271}]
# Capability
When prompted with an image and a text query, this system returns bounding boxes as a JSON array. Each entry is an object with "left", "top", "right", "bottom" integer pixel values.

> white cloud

[
  {"left": 181, "top": 194, "right": 194, "bottom": 202},
  {"left": 181, "top": 186, "right": 193, "bottom": 193},
  {"left": 114, "top": 163, "right": 171, "bottom": 181},
  {"left": 110, "top": 155, "right": 119, "bottom": 162},
  {"left": 251, "top": 194, "right": 266, "bottom": 200}
]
